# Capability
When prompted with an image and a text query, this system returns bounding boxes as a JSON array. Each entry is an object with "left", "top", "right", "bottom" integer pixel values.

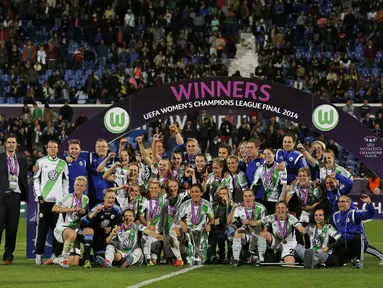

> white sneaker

[{"left": 35, "top": 254, "right": 43, "bottom": 265}]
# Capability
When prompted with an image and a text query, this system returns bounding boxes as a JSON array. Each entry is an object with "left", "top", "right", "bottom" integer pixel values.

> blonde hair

[{"left": 75, "top": 176, "right": 88, "bottom": 184}]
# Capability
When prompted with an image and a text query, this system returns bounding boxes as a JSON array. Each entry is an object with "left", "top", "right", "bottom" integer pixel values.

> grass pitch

[{"left": 0, "top": 219, "right": 382, "bottom": 288}]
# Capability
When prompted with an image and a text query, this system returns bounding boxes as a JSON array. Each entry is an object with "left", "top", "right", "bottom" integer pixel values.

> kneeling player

[
  {"left": 228, "top": 189, "right": 267, "bottom": 266},
  {"left": 253, "top": 201, "right": 305, "bottom": 264},
  {"left": 80, "top": 189, "right": 121, "bottom": 268},
  {"left": 47, "top": 176, "right": 90, "bottom": 267},
  {"left": 95, "top": 209, "right": 163, "bottom": 268},
  {"left": 169, "top": 184, "right": 214, "bottom": 266}
]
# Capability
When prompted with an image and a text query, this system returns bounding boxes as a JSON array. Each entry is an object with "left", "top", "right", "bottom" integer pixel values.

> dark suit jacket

[{"left": 0, "top": 152, "right": 29, "bottom": 202}]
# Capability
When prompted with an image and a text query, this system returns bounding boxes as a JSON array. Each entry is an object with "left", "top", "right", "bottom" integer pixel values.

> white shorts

[
  {"left": 54, "top": 226, "right": 79, "bottom": 244},
  {"left": 54, "top": 226, "right": 68, "bottom": 244},
  {"left": 118, "top": 248, "right": 144, "bottom": 266},
  {"left": 299, "top": 210, "right": 312, "bottom": 224},
  {"left": 270, "top": 236, "right": 297, "bottom": 259}
]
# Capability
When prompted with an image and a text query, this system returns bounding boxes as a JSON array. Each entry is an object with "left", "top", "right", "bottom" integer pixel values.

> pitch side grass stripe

[{"left": 127, "top": 265, "right": 203, "bottom": 288}]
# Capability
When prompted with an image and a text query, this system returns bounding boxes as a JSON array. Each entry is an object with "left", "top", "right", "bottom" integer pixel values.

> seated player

[
  {"left": 252, "top": 201, "right": 305, "bottom": 264},
  {"left": 80, "top": 189, "right": 122, "bottom": 268},
  {"left": 295, "top": 207, "right": 342, "bottom": 268},
  {"left": 46, "top": 176, "right": 90, "bottom": 267},
  {"left": 169, "top": 183, "right": 215, "bottom": 266},
  {"left": 228, "top": 189, "right": 267, "bottom": 266},
  {"left": 95, "top": 209, "right": 163, "bottom": 268}
]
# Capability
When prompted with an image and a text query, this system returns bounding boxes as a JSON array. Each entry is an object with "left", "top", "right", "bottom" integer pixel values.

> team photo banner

[{"left": 61, "top": 77, "right": 383, "bottom": 180}]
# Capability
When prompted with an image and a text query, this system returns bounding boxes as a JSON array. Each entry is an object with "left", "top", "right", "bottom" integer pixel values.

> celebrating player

[
  {"left": 228, "top": 189, "right": 267, "bottom": 266},
  {"left": 80, "top": 189, "right": 121, "bottom": 268},
  {"left": 95, "top": 209, "right": 163, "bottom": 268},
  {"left": 170, "top": 183, "right": 215, "bottom": 266},
  {"left": 48, "top": 176, "right": 89, "bottom": 267},
  {"left": 252, "top": 201, "right": 305, "bottom": 264}
]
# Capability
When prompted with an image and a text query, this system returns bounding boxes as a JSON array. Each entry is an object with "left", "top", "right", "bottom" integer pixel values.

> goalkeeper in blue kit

[{"left": 80, "top": 189, "right": 121, "bottom": 268}]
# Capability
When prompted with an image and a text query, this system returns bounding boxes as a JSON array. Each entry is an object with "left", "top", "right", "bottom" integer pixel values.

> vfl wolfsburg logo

[
  {"left": 312, "top": 104, "right": 339, "bottom": 131},
  {"left": 104, "top": 107, "right": 130, "bottom": 134}
]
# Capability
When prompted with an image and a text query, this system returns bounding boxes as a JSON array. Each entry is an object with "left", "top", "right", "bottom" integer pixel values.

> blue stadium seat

[
  {"left": 0, "top": 97, "right": 5, "bottom": 104},
  {"left": 347, "top": 90, "right": 355, "bottom": 100},
  {"left": 3, "top": 74, "right": 10, "bottom": 83},
  {"left": 6, "top": 97, "right": 16, "bottom": 104},
  {"left": 17, "top": 97, "right": 24, "bottom": 104}
]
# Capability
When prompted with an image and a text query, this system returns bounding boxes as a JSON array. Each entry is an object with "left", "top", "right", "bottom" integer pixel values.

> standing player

[
  {"left": 276, "top": 133, "right": 308, "bottom": 185},
  {"left": 86, "top": 139, "right": 113, "bottom": 209},
  {"left": 250, "top": 148, "right": 287, "bottom": 214},
  {"left": 245, "top": 139, "right": 264, "bottom": 201},
  {"left": 228, "top": 189, "right": 267, "bottom": 266},
  {"left": 64, "top": 139, "right": 87, "bottom": 194},
  {"left": 139, "top": 179, "right": 166, "bottom": 266},
  {"left": 169, "top": 184, "right": 214, "bottom": 266},
  {"left": 80, "top": 189, "right": 121, "bottom": 268},
  {"left": 285, "top": 168, "right": 323, "bottom": 223},
  {"left": 47, "top": 176, "right": 90, "bottom": 267},
  {"left": 95, "top": 209, "right": 163, "bottom": 268},
  {"left": 33, "top": 140, "right": 69, "bottom": 265}
]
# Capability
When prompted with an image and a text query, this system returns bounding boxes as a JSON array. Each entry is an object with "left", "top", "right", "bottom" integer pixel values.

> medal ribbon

[
  {"left": 191, "top": 200, "right": 202, "bottom": 225},
  {"left": 7, "top": 154, "right": 19, "bottom": 175},
  {"left": 276, "top": 216, "right": 288, "bottom": 240},
  {"left": 326, "top": 165, "right": 335, "bottom": 176},
  {"left": 299, "top": 184, "right": 310, "bottom": 205},
  {"left": 244, "top": 203, "right": 255, "bottom": 220},
  {"left": 74, "top": 195, "right": 82, "bottom": 208},
  {"left": 263, "top": 162, "right": 277, "bottom": 186},
  {"left": 149, "top": 199, "right": 159, "bottom": 219},
  {"left": 128, "top": 200, "right": 137, "bottom": 212}
]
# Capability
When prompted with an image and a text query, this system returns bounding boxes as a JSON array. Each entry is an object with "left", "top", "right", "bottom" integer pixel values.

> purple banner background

[
  {"left": 26, "top": 186, "right": 52, "bottom": 259},
  {"left": 60, "top": 77, "right": 383, "bottom": 180}
]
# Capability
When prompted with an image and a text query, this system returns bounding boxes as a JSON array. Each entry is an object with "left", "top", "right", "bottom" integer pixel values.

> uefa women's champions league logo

[{"left": 360, "top": 135, "right": 382, "bottom": 158}]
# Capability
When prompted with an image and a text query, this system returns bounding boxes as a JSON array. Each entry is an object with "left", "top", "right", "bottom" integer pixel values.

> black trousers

[
  {"left": 207, "top": 226, "right": 232, "bottom": 260},
  {"left": 335, "top": 234, "right": 367, "bottom": 264},
  {"left": 35, "top": 202, "right": 58, "bottom": 255},
  {"left": 0, "top": 192, "right": 21, "bottom": 261}
]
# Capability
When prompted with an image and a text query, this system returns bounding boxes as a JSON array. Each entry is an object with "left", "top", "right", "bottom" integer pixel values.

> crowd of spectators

[{"left": 0, "top": 0, "right": 383, "bottom": 184}]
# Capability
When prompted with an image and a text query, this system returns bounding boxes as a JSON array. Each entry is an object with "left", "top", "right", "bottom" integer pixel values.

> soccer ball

[{"left": 373, "top": 188, "right": 380, "bottom": 195}]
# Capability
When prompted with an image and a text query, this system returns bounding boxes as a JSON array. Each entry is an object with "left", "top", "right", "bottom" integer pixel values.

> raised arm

[
  {"left": 169, "top": 124, "right": 183, "bottom": 145},
  {"left": 96, "top": 152, "right": 115, "bottom": 173},
  {"left": 136, "top": 136, "right": 152, "bottom": 166},
  {"left": 152, "top": 133, "right": 162, "bottom": 163}
]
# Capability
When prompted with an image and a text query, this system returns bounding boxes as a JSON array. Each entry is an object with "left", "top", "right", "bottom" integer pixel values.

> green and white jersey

[
  {"left": 175, "top": 199, "right": 214, "bottom": 231},
  {"left": 262, "top": 213, "right": 300, "bottom": 241},
  {"left": 319, "top": 163, "right": 353, "bottom": 189},
  {"left": 232, "top": 171, "right": 249, "bottom": 191},
  {"left": 172, "top": 166, "right": 185, "bottom": 187},
  {"left": 145, "top": 194, "right": 167, "bottom": 233},
  {"left": 163, "top": 191, "right": 190, "bottom": 234},
  {"left": 139, "top": 162, "right": 151, "bottom": 187},
  {"left": 111, "top": 223, "right": 146, "bottom": 253},
  {"left": 120, "top": 195, "right": 147, "bottom": 219},
  {"left": 151, "top": 163, "right": 159, "bottom": 177},
  {"left": 233, "top": 202, "right": 267, "bottom": 225},
  {"left": 288, "top": 182, "right": 323, "bottom": 206},
  {"left": 251, "top": 162, "right": 287, "bottom": 202},
  {"left": 306, "top": 224, "right": 341, "bottom": 252},
  {"left": 206, "top": 173, "right": 234, "bottom": 200},
  {"left": 33, "top": 156, "right": 69, "bottom": 203},
  {"left": 55, "top": 194, "right": 89, "bottom": 229}
]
